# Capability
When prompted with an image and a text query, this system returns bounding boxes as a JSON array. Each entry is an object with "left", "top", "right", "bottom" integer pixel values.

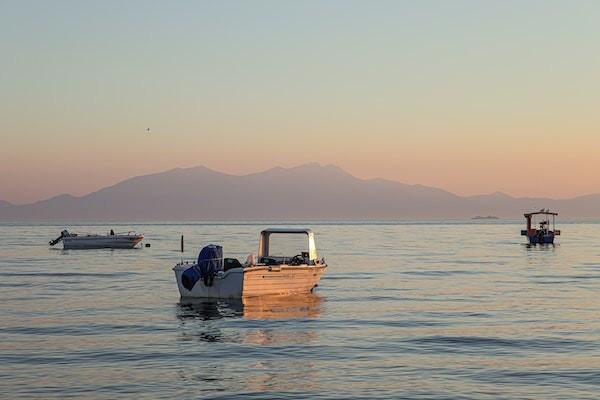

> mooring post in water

[{"left": 179, "top": 235, "right": 184, "bottom": 265}]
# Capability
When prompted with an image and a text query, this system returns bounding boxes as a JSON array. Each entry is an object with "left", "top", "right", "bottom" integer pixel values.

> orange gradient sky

[{"left": 1, "top": 1, "right": 600, "bottom": 204}]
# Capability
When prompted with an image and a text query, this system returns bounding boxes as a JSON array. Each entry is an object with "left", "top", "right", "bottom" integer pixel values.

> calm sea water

[{"left": 1, "top": 221, "right": 600, "bottom": 399}]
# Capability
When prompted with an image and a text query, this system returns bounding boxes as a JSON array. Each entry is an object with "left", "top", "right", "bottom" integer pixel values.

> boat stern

[
  {"left": 173, "top": 263, "right": 244, "bottom": 299},
  {"left": 526, "top": 232, "right": 555, "bottom": 245}
]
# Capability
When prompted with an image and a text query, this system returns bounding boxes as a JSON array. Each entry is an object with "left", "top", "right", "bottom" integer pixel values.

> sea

[{"left": 1, "top": 221, "right": 599, "bottom": 399}]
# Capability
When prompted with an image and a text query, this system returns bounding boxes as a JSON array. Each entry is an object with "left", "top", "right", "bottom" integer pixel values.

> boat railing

[
  {"left": 60, "top": 230, "right": 141, "bottom": 237},
  {"left": 176, "top": 255, "right": 324, "bottom": 268},
  {"left": 522, "top": 228, "right": 559, "bottom": 236},
  {"left": 112, "top": 231, "right": 141, "bottom": 236},
  {"left": 258, "top": 255, "right": 321, "bottom": 266},
  {"left": 176, "top": 256, "right": 224, "bottom": 267}
]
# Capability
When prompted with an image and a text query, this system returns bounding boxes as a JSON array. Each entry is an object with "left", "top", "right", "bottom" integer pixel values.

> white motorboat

[
  {"left": 173, "top": 228, "right": 327, "bottom": 299},
  {"left": 49, "top": 229, "right": 144, "bottom": 249}
]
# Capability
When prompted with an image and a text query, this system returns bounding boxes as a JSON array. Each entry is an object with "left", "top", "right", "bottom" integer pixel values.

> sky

[{"left": 1, "top": 0, "right": 600, "bottom": 204}]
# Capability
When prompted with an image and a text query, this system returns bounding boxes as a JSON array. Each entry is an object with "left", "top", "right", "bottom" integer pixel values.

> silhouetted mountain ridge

[{"left": 1, "top": 164, "right": 599, "bottom": 220}]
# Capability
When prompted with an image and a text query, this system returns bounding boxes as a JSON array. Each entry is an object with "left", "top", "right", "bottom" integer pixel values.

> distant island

[{"left": 471, "top": 215, "right": 499, "bottom": 220}]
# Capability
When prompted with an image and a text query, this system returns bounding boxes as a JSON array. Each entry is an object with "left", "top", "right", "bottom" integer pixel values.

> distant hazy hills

[{"left": 1, "top": 164, "right": 599, "bottom": 221}]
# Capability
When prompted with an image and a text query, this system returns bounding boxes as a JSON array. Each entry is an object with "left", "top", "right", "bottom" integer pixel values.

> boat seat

[
  {"left": 260, "top": 256, "right": 282, "bottom": 266},
  {"left": 224, "top": 258, "right": 243, "bottom": 271}
]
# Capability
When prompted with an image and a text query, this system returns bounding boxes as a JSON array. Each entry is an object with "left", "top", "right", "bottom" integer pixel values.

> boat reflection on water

[
  {"left": 175, "top": 294, "right": 324, "bottom": 393},
  {"left": 524, "top": 243, "right": 557, "bottom": 251},
  {"left": 177, "top": 292, "right": 323, "bottom": 321},
  {"left": 176, "top": 293, "right": 323, "bottom": 348},
  {"left": 177, "top": 298, "right": 244, "bottom": 321},
  {"left": 242, "top": 293, "right": 323, "bottom": 320}
]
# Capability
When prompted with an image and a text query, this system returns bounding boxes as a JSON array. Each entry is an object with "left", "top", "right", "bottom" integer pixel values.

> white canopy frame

[{"left": 258, "top": 228, "right": 318, "bottom": 261}]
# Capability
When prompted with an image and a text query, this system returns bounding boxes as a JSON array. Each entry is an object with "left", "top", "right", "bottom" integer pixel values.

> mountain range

[{"left": 1, "top": 163, "right": 599, "bottom": 221}]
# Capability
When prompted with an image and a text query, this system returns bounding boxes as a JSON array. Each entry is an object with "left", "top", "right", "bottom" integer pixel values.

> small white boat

[
  {"left": 49, "top": 229, "right": 144, "bottom": 249},
  {"left": 173, "top": 228, "right": 327, "bottom": 299}
]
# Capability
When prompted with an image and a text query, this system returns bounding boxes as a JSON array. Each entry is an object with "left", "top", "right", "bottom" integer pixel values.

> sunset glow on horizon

[{"left": 2, "top": 1, "right": 600, "bottom": 204}]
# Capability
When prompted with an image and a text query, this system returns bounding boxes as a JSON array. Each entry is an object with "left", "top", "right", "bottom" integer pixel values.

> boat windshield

[
  {"left": 260, "top": 233, "right": 310, "bottom": 265},
  {"left": 533, "top": 215, "right": 554, "bottom": 231}
]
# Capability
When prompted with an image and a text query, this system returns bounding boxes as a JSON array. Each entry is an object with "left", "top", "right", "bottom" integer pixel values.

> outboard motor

[
  {"left": 49, "top": 230, "right": 69, "bottom": 246},
  {"left": 181, "top": 244, "right": 223, "bottom": 291}
]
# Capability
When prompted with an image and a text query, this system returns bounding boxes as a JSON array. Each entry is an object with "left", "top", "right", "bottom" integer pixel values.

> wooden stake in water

[{"left": 180, "top": 235, "right": 184, "bottom": 264}]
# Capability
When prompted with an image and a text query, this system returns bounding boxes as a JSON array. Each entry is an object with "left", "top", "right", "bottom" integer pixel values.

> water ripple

[{"left": 1, "top": 222, "right": 600, "bottom": 399}]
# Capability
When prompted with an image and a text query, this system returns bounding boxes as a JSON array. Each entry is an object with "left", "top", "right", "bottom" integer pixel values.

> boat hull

[
  {"left": 242, "top": 265, "right": 326, "bottom": 297},
  {"left": 62, "top": 234, "right": 144, "bottom": 249},
  {"left": 174, "top": 265, "right": 245, "bottom": 298},
  {"left": 173, "top": 263, "right": 327, "bottom": 299},
  {"left": 526, "top": 233, "right": 555, "bottom": 245}
]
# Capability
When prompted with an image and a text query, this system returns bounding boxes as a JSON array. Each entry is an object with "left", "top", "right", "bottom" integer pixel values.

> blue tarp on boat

[
  {"left": 181, "top": 244, "right": 223, "bottom": 290},
  {"left": 181, "top": 266, "right": 201, "bottom": 291}
]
